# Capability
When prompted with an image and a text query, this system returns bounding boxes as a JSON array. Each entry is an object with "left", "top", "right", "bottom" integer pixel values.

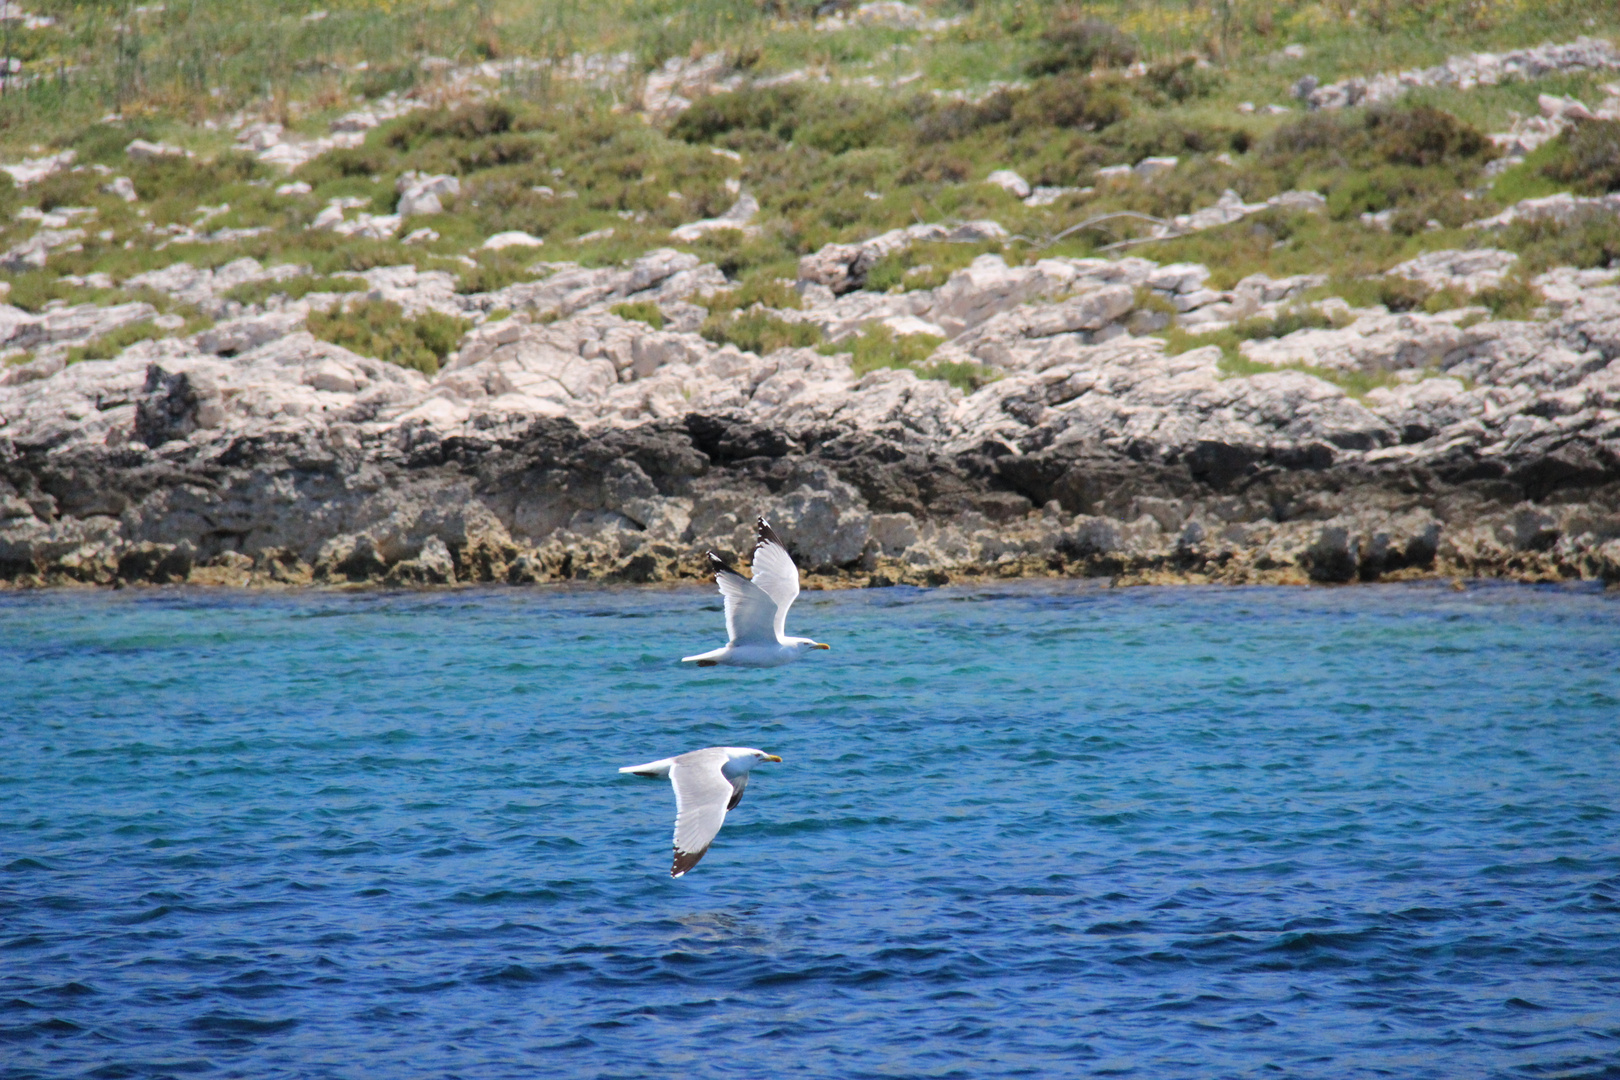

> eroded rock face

[{"left": 3, "top": 247, "right": 1619, "bottom": 590}]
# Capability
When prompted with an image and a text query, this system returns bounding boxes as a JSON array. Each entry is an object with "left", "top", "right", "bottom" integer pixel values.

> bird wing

[
  {"left": 669, "top": 750, "right": 739, "bottom": 877},
  {"left": 749, "top": 517, "right": 801, "bottom": 640},
  {"left": 709, "top": 552, "right": 778, "bottom": 647}
]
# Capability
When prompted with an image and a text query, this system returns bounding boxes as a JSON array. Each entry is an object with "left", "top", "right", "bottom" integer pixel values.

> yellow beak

[
  {"left": 764, "top": 754, "right": 782, "bottom": 762},
  {"left": 812, "top": 642, "right": 830, "bottom": 650}
]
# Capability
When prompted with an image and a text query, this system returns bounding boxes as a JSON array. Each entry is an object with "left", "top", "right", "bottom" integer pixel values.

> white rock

[
  {"left": 1389, "top": 249, "right": 1519, "bottom": 294},
  {"left": 0, "top": 149, "right": 75, "bottom": 186},
  {"left": 103, "top": 176, "right": 137, "bottom": 202},
  {"left": 670, "top": 193, "right": 759, "bottom": 241},
  {"left": 395, "top": 172, "right": 460, "bottom": 218},
  {"left": 482, "top": 231, "right": 545, "bottom": 251},
  {"left": 1134, "top": 156, "right": 1178, "bottom": 181},
  {"left": 125, "top": 139, "right": 188, "bottom": 161},
  {"left": 1024, "top": 186, "right": 1082, "bottom": 207},
  {"left": 1147, "top": 263, "right": 1210, "bottom": 294},
  {"left": 1539, "top": 92, "right": 1594, "bottom": 120},
  {"left": 948, "top": 220, "right": 1009, "bottom": 242},
  {"left": 331, "top": 111, "right": 379, "bottom": 133},
  {"left": 985, "top": 170, "right": 1031, "bottom": 199}
]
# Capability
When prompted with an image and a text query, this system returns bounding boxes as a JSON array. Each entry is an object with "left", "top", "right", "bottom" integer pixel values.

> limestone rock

[
  {"left": 396, "top": 172, "right": 460, "bottom": 218},
  {"left": 670, "top": 194, "right": 759, "bottom": 241},
  {"left": 986, "top": 170, "right": 1031, "bottom": 199}
]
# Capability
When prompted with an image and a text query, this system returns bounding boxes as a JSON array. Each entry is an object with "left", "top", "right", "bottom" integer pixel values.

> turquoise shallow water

[{"left": 2, "top": 581, "right": 1618, "bottom": 1080}]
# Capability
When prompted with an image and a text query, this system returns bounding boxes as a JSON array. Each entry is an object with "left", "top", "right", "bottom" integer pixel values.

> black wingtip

[
  {"left": 706, "top": 550, "right": 736, "bottom": 575},
  {"left": 672, "top": 847, "right": 707, "bottom": 877},
  {"left": 755, "top": 516, "right": 785, "bottom": 551}
]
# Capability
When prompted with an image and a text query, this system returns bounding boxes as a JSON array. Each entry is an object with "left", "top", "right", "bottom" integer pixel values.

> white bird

[
  {"left": 681, "top": 517, "right": 830, "bottom": 668},
  {"left": 619, "top": 746, "right": 783, "bottom": 877}
]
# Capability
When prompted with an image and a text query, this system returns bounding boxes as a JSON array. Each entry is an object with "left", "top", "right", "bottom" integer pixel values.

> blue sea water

[{"left": 1, "top": 581, "right": 1618, "bottom": 1080}]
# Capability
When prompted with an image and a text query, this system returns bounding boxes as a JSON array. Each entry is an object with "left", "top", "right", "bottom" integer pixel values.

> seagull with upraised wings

[{"left": 681, "top": 517, "right": 831, "bottom": 668}]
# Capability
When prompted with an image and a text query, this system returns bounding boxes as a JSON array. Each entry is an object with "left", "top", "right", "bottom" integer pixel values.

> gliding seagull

[
  {"left": 619, "top": 746, "right": 783, "bottom": 877},
  {"left": 681, "top": 517, "right": 830, "bottom": 668}
]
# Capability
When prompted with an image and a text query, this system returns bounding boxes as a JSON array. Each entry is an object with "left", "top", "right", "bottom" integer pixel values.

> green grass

[
  {"left": 308, "top": 299, "right": 470, "bottom": 376},
  {"left": 864, "top": 241, "right": 1007, "bottom": 293},
  {"left": 820, "top": 324, "right": 994, "bottom": 392},
  {"left": 220, "top": 274, "right": 365, "bottom": 307},
  {"left": 0, "top": 0, "right": 1618, "bottom": 369},
  {"left": 610, "top": 300, "right": 664, "bottom": 329},
  {"left": 1212, "top": 347, "right": 1421, "bottom": 398},
  {"left": 700, "top": 309, "right": 821, "bottom": 353},
  {"left": 1163, "top": 298, "right": 1500, "bottom": 397}
]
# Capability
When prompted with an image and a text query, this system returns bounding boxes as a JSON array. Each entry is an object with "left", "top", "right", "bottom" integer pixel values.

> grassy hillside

[{"left": 2, "top": 0, "right": 1619, "bottom": 351}]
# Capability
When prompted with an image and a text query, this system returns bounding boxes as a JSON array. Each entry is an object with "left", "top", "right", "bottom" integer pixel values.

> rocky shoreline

[
  {"left": 4, "top": 237, "right": 1619, "bottom": 591},
  {"left": 4, "top": 405, "right": 1616, "bottom": 591}
]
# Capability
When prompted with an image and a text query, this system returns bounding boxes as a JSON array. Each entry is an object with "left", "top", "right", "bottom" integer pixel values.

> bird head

[
  {"left": 793, "top": 638, "right": 831, "bottom": 654},
  {"left": 727, "top": 747, "right": 782, "bottom": 768}
]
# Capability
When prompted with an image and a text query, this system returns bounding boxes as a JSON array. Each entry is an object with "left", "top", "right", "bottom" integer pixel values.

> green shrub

[
  {"left": 308, "top": 299, "right": 470, "bottom": 376},
  {"left": 1028, "top": 10, "right": 1137, "bottom": 75},
  {"left": 387, "top": 102, "right": 522, "bottom": 150},
  {"left": 1376, "top": 275, "right": 1439, "bottom": 312},
  {"left": 357, "top": 63, "right": 418, "bottom": 99},
  {"left": 1473, "top": 278, "right": 1542, "bottom": 320},
  {"left": 669, "top": 86, "right": 807, "bottom": 146},
  {"left": 704, "top": 278, "right": 803, "bottom": 316},
  {"left": 1262, "top": 111, "right": 1343, "bottom": 158},
  {"left": 861, "top": 242, "right": 1001, "bottom": 295},
  {"left": 65, "top": 320, "right": 166, "bottom": 364},
  {"left": 1264, "top": 105, "right": 1495, "bottom": 180},
  {"left": 1230, "top": 306, "right": 1343, "bottom": 340},
  {"left": 798, "top": 99, "right": 901, "bottom": 154},
  {"left": 295, "top": 147, "right": 394, "bottom": 186},
  {"left": 129, "top": 151, "right": 265, "bottom": 202},
  {"left": 700, "top": 309, "right": 820, "bottom": 354},
  {"left": 841, "top": 324, "right": 942, "bottom": 374},
  {"left": 1501, "top": 207, "right": 1620, "bottom": 272},
  {"left": 1542, "top": 119, "right": 1620, "bottom": 194},
  {"left": 5, "top": 271, "right": 100, "bottom": 312},
  {"left": 455, "top": 252, "right": 540, "bottom": 295},
  {"left": 221, "top": 274, "right": 365, "bottom": 306},
  {"left": 29, "top": 168, "right": 101, "bottom": 211},
  {"left": 822, "top": 325, "right": 991, "bottom": 391},
  {"left": 610, "top": 300, "right": 664, "bottom": 329},
  {"left": 1141, "top": 57, "right": 1221, "bottom": 104},
  {"left": 914, "top": 89, "right": 1016, "bottom": 144},
  {"left": 1367, "top": 104, "right": 1492, "bottom": 167},
  {"left": 1012, "top": 72, "right": 1131, "bottom": 133}
]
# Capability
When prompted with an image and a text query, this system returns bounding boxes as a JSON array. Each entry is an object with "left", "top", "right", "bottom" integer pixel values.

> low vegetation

[
  {"left": 220, "top": 275, "right": 365, "bottom": 307},
  {"left": 307, "top": 300, "right": 469, "bottom": 376},
  {"left": 0, "top": 0, "right": 1617, "bottom": 384},
  {"left": 1540, "top": 118, "right": 1620, "bottom": 194},
  {"left": 700, "top": 309, "right": 821, "bottom": 354},
  {"left": 824, "top": 325, "right": 992, "bottom": 392},
  {"left": 610, "top": 301, "right": 664, "bottom": 329}
]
